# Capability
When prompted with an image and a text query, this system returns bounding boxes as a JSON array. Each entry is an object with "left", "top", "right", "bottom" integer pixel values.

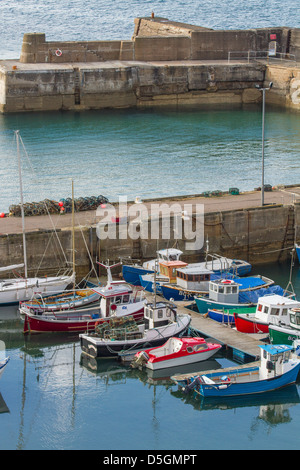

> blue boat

[
  {"left": 122, "top": 248, "right": 252, "bottom": 286},
  {"left": 172, "top": 345, "right": 300, "bottom": 398},
  {"left": 296, "top": 244, "right": 300, "bottom": 264},
  {"left": 207, "top": 305, "right": 257, "bottom": 324}
]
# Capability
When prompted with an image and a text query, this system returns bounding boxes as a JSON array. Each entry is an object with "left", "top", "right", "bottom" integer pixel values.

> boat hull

[
  {"left": 234, "top": 313, "right": 269, "bottom": 334},
  {"left": 23, "top": 307, "right": 145, "bottom": 334},
  {"left": 197, "top": 363, "right": 300, "bottom": 397},
  {"left": 269, "top": 324, "right": 300, "bottom": 345},
  {"left": 80, "top": 315, "right": 191, "bottom": 358},
  {"left": 194, "top": 296, "right": 250, "bottom": 314},
  {"left": 122, "top": 265, "right": 154, "bottom": 286},
  {"left": 161, "top": 284, "right": 196, "bottom": 301},
  {"left": 145, "top": 347, "right": 221, "bottom": 370},
  {"left": 207, "top": 306, "right": 256, "bottom": 324},
  {"left": 0, "top": 276, "right": 73, "bottom": 306}
]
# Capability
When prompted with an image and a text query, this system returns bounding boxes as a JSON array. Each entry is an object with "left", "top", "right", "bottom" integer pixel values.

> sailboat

[{"left": 0, "top": 131, "right": 74, "bottom": 305}]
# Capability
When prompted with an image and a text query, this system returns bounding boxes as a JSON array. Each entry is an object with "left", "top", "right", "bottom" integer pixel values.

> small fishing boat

[
  {"left": 194, "top": 276, "right": 276, "bottom": 314},
  {"left": 269, "top": 308, "right": 300, "bottom": 345},
  {"left": 22, "top": 263, "right": 145, "bottom": 334},
  {"left": 0, "top": 266, "right": 75, "bottom": 306},
  {"left": 142, "top": 264, "right": 213, "bottom": 301},
  {"left": 234, "top": 295, "right": 300, "bottom": 334},
  {"left": 80, "top": 301, "right": 191, "bottom": 358},
  {"left": 19, "top": 288, "right": 101, "bottom": 313},
  {"left": 207, "top": 305, "right": 257, "bottom": 325},
  {"left": 0, "top": 357, "right": 9, "bottom": 381},
  {"left": 131, "top": 336, "right": 222, "bottom": 370},
  {"left": 172, "top": 344, "right": 300, "bottom": 398}
]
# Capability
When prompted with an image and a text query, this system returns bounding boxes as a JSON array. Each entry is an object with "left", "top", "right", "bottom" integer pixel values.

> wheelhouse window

[
  {"left": 157, "top": 309, "right": 163, "bottom": 318},
  {"left": 271, "top": 308, "right": 280, "bottom": 315}
]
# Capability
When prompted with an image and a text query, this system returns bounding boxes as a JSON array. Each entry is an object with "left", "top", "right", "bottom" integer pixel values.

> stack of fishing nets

[
  {"left": 59, "top": 195, "right": 109, "bottom": 213},
  {"left": 95, "top": 316, "right": 141, "bottom": 340},
  {"left": 9, "top": 195, "right": 109, "bottom": 216}
]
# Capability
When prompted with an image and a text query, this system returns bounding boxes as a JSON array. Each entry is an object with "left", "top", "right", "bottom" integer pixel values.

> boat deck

[{"left": 172, "top": 361, "right": 259, "bottom": 382}]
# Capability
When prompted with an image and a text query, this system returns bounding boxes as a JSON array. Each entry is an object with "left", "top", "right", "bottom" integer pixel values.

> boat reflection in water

[{"left": 171, "top": 384, "right": 300, "bottom": 427}]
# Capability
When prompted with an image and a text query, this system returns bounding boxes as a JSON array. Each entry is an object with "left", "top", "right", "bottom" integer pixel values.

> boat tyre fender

[{"left": 55, "top": 49, "right": 62, "bottom": 57}]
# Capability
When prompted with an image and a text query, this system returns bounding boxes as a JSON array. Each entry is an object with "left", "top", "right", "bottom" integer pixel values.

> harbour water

[
  {"left": 0, "top": 262, "right": 300, "bottom": 450},
  {"left": 1, "top": 0, "right": 300, "bottom": 451},
  {"left": 1, "top": 106, "right": 300, "bottom": 213}
]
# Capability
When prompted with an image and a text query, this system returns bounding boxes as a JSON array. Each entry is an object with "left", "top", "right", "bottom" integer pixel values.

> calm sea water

[
  {"left": 1, "top": 0, "right": 300, "bottom": 451},
  {"left": 0, "top": 107, "right": 300, "bottom": 213}
]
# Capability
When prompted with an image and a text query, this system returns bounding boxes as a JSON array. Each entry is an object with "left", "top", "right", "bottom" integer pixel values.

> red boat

[
  {"left": 131, "top": 337, "right": 222, "bottom": 370},
  {"left": 234, "top": 294, "right": 300, "bottom": 334},
  {"left": 22, "top": 263, "right": 145, "bottom": 334}
]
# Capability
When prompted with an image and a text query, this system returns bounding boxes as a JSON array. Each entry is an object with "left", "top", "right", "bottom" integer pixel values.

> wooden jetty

[{"left": 185, "top": 306, "right": 265, "bottom": 360}]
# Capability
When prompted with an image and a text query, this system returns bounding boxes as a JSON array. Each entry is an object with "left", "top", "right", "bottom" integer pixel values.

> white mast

[{"left": 16, "top": 130, "right": 28, "bottom": 278}]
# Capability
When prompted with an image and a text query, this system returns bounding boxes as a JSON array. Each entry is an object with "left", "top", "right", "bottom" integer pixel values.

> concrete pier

[{"left": 0, "top": 18, "right": 299, "bottom": 112}]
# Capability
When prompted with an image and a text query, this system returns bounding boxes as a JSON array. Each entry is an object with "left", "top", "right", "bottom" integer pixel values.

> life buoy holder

[{"left": 55, "top": 49, "right": 62, "bottom": 57}]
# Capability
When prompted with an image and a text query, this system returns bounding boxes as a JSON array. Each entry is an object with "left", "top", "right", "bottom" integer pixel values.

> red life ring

[{"left": 55, "top": 49, "right": 62, "bottom": 57}]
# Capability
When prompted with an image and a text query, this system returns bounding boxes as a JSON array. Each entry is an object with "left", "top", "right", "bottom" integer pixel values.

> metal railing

[{"left": 228, "top": 50, "right": 296, "bottom": 64}]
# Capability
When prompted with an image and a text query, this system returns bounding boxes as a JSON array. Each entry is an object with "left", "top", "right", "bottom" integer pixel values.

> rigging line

[
  {"left": 33, "top": 213, "right": 71, "bottom": 277},
  {"left": 253, "top": 245, "right": 295, "bottom": 255},
  {"left": 17, "top": 134, "right": 70, "bottom": 273},
  {"left": 74, "top": 213, "right": 100, "bottom": 281}
]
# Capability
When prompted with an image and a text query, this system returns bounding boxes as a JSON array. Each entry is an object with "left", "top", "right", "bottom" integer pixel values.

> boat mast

[
  {"left": 16, "top": 130, "right": 28, "bottom": 278},
  {"left": 72, "top": 179, "right": 75, "bottom": 290}
]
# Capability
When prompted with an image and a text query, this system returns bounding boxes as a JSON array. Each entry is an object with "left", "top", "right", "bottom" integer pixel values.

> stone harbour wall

[
  {"left": 0, "top": 17, "right": 299, "bottom": 113},
  {"left": 1, "top": 202, "right": 299, "bottom": 280}
]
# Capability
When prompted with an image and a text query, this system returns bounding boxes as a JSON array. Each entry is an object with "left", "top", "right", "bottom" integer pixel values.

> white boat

[
  {"left": 0, "top": 131, "right": 74, "bottom": 305},
  {"left": 0, "top": 268, "right": 74, "bottom": 306},
  {"left": 131, "top": 336, "right": 222, "bottom": 370},
  {"left": 0, "top": 357, "right": 9, "bottom": 380},
  {"left": 80, "top": 300, "right": 191, "bottom": 358}
]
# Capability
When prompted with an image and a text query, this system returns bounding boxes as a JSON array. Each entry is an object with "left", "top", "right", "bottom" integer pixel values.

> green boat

[{"left": 269, "top": 308, "right": 300, "bottom": 345}]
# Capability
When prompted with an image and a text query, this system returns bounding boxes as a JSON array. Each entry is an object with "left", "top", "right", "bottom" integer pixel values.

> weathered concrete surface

[
  {"left": 1, "top": 187, "right": 300, "bottom": 280},
  {"left": 0, "top": 59, "right": 267, "bottom": 113},
  {"left": 1, "top": 57, "right": 299, "bottom": 112}
]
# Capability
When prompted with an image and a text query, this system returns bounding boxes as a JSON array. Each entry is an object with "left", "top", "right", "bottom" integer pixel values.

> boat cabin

[
  {"left": 143, "top": 301, "right": 177, "bottom": 329},
  {"left": 93, "top": 282, "right": 144, "bottom": 317},
  {"left": 159, "top": 260, "right": 188, "bottom": 283},
  {"left": 288, "top": 308, "right": 300, "bottom": 331},
  {"left": 259, "top": 344, "right": 295, "bottom": 380},
  {"left": 208, "top": 279, "right": 240, "bottom": 304},
  {"left": 143, "top": 248, "right": 183, "bottom": 271},
  {"left": 255, "top": 295, "right": 300, "bottom": 327},
  {"left": 176, "top": 266, "right": 212, "bottom": 291}
]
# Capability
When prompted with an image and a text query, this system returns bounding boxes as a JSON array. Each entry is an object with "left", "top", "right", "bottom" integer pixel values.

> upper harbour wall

[{"left": 0, "top": 17, "right": 300, "bottom": 113}]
